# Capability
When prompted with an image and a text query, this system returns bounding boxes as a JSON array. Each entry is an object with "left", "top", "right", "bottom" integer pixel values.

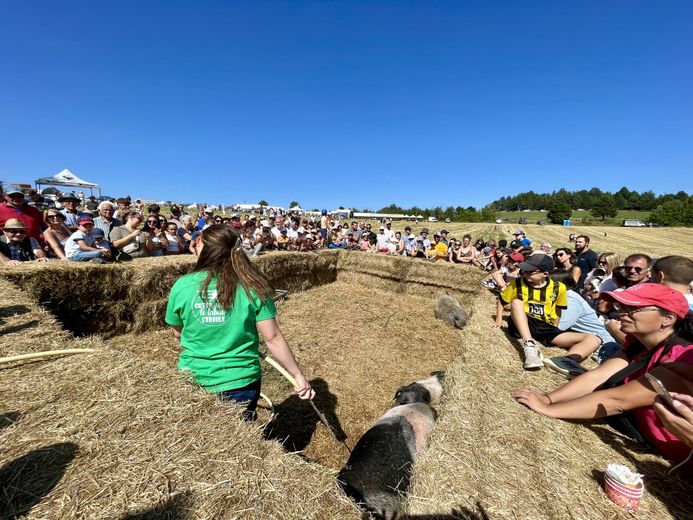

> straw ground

[{"left": 1, "top": 251, "right": 692, "bottom": 518}]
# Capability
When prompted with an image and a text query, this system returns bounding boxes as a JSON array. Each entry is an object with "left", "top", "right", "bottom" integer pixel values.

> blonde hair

[{"left": 597, "top": 252, "right": 620, "bottom": 274}]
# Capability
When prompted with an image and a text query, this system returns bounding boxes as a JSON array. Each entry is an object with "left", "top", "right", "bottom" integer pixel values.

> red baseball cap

[
  {"left": 78, "top": 216, "right": 94, "bottom": 225},
  {"left": 601, "top": 283, "right": 689, "bottom": 320},
  {"left": 509, "top": 252, "right": 524, "bottom": 263}
]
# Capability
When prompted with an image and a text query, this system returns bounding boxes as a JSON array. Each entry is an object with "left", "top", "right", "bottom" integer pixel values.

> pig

[
  {"left": 337, "top": 403, "right": 438, "bottom": 518},
  {"left": 394, "top": 371, "right": 445, "bottom": 406},
  {"left": 433, "top": 293, "right": 468, "bottom": 329}
]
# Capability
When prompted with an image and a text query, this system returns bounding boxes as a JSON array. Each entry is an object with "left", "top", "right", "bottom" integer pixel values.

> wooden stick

[{"left": 0, "top": 349, "right": 96, "bottom": 366}]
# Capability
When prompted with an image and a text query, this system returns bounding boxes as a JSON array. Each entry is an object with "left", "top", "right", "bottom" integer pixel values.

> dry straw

[{"left": 1, "top": 252, "right": 691, "bottom": 518}]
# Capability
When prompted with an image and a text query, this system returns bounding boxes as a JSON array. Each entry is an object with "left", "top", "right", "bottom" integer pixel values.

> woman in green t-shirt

[{"left": 166, "top": 224, "right": 314, "bottom": 420}]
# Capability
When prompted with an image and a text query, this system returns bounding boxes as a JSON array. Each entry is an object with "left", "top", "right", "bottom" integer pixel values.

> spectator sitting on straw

[
  {"left": 64, "top": 216, "right": 112, "bottom": 263},
  {"left": 481, "top": 251, "right": 523, "bottom": 292},
  {"left": 42, "top": 208, "right": 71, "bottom": 260},
  {"left": 651, "top": 256, "right": 693, "bottom": 311},
  {"left": 0, "top": 218, "right": 48, "bottom": 264},
  {"left": 110, "top": 212, "right": 152, "bottom": 261},
  {"left": 0, "top": 189, "right": 45, "bottom": 242},
  {"left": 426, "top": 232, "right": 448, "bottom": 260},
  {"left": 513, "top": 284, "right": 693, "bottom": 472}
]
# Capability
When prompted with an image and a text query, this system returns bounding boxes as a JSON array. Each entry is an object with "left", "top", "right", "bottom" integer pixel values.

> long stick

[
  {"left": 259, "top": 352, "right": 350, "bottom": 452},
  {"left": 0, "top": 349, "right": 96, "bottom": 366}
]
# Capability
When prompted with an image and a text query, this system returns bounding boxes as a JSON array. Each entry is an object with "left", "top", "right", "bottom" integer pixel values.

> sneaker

[
  {"left": 522, "top": 340, "right": 543, "bottom": 369},
  {"left": 481, "top": 279, "right": 497, "bottom": 289},
  {"left": 544, "top": 356, "right": 587, "bottom": 378}
]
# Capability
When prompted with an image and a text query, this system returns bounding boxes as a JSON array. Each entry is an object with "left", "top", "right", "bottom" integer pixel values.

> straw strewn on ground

[
  {"left": 1, "top": 251, "right": 692, "bottom": 519},
  {"left": 407, "top": 289, "right": 692, "bottom": 519},
  {"left": 1, "top": 341, "right": 360, "bottom": 519}
]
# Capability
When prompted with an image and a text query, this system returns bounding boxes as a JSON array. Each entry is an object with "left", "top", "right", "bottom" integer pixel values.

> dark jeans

[{"left": 217, "top": 379, "right": 261, "bottom": 421}]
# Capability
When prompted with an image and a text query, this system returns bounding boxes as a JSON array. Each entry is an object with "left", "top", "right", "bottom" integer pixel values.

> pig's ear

[{"left": 394, "top": 389, "right": 402, "bottom": 400}]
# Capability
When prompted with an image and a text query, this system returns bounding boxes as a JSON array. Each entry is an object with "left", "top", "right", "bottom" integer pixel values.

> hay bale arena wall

[{"left": 2, "top": 252, "right": 690, "bottom": 519}]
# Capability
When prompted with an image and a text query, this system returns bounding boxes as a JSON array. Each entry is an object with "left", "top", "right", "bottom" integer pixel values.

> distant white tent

[{"left": 35, "top": 169, "right": 102, "bottom": 196}]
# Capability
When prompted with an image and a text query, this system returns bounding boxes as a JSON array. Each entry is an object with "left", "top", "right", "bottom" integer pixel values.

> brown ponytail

[{"left": 193, "top": 224, "right": 274, "bottom": 309}]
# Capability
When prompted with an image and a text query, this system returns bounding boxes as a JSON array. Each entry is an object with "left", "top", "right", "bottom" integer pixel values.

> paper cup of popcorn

[{"left": 603, "top": 464, "right": 644, "bottom": 510}]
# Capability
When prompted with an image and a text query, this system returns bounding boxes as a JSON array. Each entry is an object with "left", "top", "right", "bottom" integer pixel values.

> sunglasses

[
  {"left": 147, "top": 220, "right": 158, "bottom": 224},
  {"left": 625, "top": 265, "right": 646, "bottom": 274},
  {"left": 597, "top": 260, "right": 609, "bottom": 266},
  {"left": 5, "top": 229, "right": 26, "bottom": 234},
  {"left": 613, "top": 303, "right": 659, "bottom": 317}
]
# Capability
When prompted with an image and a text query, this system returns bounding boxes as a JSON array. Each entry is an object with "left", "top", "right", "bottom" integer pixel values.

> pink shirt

[{"left": 623, "top": 337, "right": 693, "bottom": 465}]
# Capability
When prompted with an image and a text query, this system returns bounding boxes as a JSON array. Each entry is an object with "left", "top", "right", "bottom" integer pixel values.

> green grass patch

[{"left": 496, "top": 210, "right": 652, "bottom": 226}]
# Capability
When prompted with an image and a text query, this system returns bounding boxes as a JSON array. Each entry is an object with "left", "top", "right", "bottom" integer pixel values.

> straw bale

[
  {"left": 335, "top": 251, "right": 485, "bottom": 303},
  {"left": 0, "top": 342, "right": 360, "bottom": 519},
  {"left": 406, "top": 291, "right": 692, "bottom": 519},
  {"left": 0, "top": 259, "right": 194, "bottom": 338},
  {"left": 254, "top": 251, "right": 338, "bottom": 291},
  {"left": 0, "top": 278, "right": 71, "bottom": 357}
]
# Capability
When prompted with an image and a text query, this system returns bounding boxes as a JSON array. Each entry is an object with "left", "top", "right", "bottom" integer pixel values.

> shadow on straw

[{"left": 0, "top": 442, "right": 77, "bottom": 519}]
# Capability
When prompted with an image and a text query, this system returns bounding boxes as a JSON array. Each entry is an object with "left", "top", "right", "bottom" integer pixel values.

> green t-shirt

[{"left": 165, "top": 271, "right": 277, "bottom": 393}]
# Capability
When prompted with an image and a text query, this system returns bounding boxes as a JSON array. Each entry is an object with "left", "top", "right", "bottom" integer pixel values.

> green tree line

[
  {"left": 493, "top": 187, "right": 688, "bottom": 213},
  {"left": 362, "top": 187, "right": 692, "bottom": 226}
]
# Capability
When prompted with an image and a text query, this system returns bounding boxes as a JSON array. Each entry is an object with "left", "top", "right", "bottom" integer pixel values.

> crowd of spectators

[
  {"left": 475, "top": 228, "right": 693, "bottom": 474},
  {"left": 0, "top": 191, "right": 538, "bottom": 266}
]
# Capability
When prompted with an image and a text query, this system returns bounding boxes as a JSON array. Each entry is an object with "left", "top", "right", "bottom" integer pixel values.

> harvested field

[{"left": 1, "top": 251, "right": 692, "bottom": 519}]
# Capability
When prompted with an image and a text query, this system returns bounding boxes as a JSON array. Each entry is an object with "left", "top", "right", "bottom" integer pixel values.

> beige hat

[{"left": 3, "top": 218, "right": 26, "bottom": 230}]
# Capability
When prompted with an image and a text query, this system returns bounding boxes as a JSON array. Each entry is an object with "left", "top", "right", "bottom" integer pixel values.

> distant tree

[
  {"left": 379, "top": 203, "right": 404, "bottom": 214},
  {"left": 258, "top": 200, "right": 268, "bottom": 207},
  {"left": 289, "top": 200, "right": 300, "bottom": 209},
  {"left": 338, "top": 206, "right": 345, "bottom": 210},
  {"left": 649, "top": 198, "right": 693, "bottom": 227},
  {"left": 480, "top": 204, "right": 498, "bottom": 222},
  {"left": 638, "top": 191, "right": 658, "bottom": 211},
  {"left": 589, "top": 195, "right": 618, "bottom": 220},
  {"left": 546, "top": 202, "right": 572, "bottom": 224}
]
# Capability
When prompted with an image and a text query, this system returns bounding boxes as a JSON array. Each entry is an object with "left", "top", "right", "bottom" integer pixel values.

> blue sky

[{"left": 1, "top": 1, "right": 691, "bottom": 209}]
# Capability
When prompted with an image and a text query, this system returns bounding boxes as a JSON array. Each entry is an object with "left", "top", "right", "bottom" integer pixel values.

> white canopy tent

[{"left": 35, "top": 169, "right": 102, "bottom": 197}]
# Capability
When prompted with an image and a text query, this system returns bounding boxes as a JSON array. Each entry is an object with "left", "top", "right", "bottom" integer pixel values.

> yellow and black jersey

[{"left": 500, "top": 278, "right": 567, "bottom": 326}]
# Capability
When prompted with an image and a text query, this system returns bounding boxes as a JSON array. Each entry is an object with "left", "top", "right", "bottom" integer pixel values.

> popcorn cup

[{"left": 604, "top": 472, "right": 644, "bottom": 510}]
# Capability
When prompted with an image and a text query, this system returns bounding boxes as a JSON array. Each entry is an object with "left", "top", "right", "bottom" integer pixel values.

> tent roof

[{"left": 35, "top": 169, "right": 101, "bottom": 189}]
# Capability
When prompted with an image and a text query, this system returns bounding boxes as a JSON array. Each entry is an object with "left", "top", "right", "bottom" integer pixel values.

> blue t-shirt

[{"left": 559, "top": 290, "right": 615, "bottom": 345}]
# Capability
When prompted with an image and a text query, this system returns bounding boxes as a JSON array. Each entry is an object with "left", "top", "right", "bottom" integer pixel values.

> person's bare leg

[
  {"left": 510, "top": 299, "right": 533, "bottom": 341},
  {"left": 551, "top": 332, "right": 601, "bottom": 361}
]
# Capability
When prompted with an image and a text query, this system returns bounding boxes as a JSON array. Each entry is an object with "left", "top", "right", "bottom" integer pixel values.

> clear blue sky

[{"left": 1, "top": 1, "right": 691, "bottom": 210}]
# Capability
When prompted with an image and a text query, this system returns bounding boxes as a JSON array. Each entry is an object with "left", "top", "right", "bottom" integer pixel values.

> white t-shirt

[
  {"left": 64, "top": 230, "right": 94, "bottom": 258},
  {"left": 376, "top": 233, "right": 389, "bottom": 250}
]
